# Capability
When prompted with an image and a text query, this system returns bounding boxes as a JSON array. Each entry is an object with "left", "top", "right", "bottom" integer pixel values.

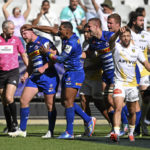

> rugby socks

[
  {"left": 9, "top": 102, "right": 18, "bottom": 125},
  {"left": 135, "top": 111, "right": 141, "bottom": 134},
  {"left": 48, "top": 109, "right": 57, "bottom": 135},
  {"left": 114, "top": 126, "right": 120, "bottom": 135},
  {"left": 3, "top": 105, "right": 12, "bottom": 131},
  {"left": 108, "top": 110, "right": 114, "bottom": 126},
  {"left": 20, "top": 107, "right": 30, "bottom": 131},
  {"left": 129, "top": 125, "right": 135, "bottom": 135},
  {"left": 141, "top": 103, "right": 150, "bottom": 123},
  {"left": 121, "top": 109, "right": 128, "bottom": 125},
  {"left": 66, "top": 107, "right": 75, "bottom": 135},
  {"left": 122, "top": 105, "right": 129, "bottom": 117},
  {"left": 74, "top": 102, "right": 91, "bottom": 123}
]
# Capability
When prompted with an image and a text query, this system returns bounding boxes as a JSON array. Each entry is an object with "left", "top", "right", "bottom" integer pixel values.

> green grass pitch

[{"left": 0, "top": 124, "right": 150, "bottom": 150}]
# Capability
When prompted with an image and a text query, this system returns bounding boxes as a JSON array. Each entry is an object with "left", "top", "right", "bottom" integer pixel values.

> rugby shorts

[
  {"left": 113, "top": 82, "right": 139, "bottom": 102},
  {"left": 25, "top": 73, "right": 59, "bottom": 95},
  {"left": 61, "top": 70, "right": 85, "bottom": 89},
  {"left": 79, "top": 78, "right": 102, "bottom": 100}
]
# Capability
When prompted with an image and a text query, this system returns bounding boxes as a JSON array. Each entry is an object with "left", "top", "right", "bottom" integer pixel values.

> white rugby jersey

[
  {"left": 113, "top": 42, "right": 146, "bottom": 87},
  {"left": 131, "top": 30, "right": 150, "bottom": 77}
]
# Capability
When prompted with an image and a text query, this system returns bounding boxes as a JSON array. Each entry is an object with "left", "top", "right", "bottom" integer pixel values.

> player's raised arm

[
  {"left": 109, "top": 26, "right": 126, "bottom": 51},
  {"left": 21, "top": 24, "right": 59, "bottom": 35}
]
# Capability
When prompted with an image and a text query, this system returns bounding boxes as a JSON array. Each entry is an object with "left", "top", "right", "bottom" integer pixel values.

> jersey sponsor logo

[
  {"left": 113, "top": 89, "right": 122, "bottom": 94},
  {"left": 118, "top": 59, "right": 136, "bottom": 65},
  {"left": 97, "top": 47, "right": 111, "bottom": 54},
  {"left": 29, "top": 50, "right": 40, "bottom": 59},
  {"left": 0, "top": 45, "right": 13, "bottom": 54},
  {"left": 65, "top": 45, "right": 72, "bottom": 54}
]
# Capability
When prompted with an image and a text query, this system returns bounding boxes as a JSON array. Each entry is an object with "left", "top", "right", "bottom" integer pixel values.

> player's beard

[
  {"left": 134, "top": 24, "right": 144, "bottom": 32},
  {"left": 122, "top": 40, "right": 130, "bottom": 48}
]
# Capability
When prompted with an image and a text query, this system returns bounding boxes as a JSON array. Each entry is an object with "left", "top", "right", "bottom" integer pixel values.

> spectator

[
  {"left": 91, "top": 0, "right": 114, "bottom": 31},
  {"left": 2, "top": 0, "right": 31, "bottom": 47},
  {"left": 60, "top": 0, "right": 86, "bottom": 44},
  {"left": 32, "top": 0, "right": 60, "bottom": 47},
  {"left": 79, "top": 0, "right": 104, "bottom": 21}
]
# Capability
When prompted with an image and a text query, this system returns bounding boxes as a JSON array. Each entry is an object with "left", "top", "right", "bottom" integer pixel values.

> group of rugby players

[{"left": 0, "top": 0, "right": 150, "bottom": 143}]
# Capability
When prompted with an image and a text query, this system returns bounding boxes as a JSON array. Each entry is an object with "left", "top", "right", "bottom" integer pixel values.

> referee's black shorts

[{"left": 0, "top": 68, "right": 19, "bottom": 89}]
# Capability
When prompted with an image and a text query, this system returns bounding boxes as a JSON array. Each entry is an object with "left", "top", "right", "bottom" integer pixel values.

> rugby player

[
  {"left": 128, "top": 12, "right": 150, "bottom": 136},
  {"left": 109, "top": 26, "right": 150, "bottom": 142},
  {"left": 80, "top": 23, "right": 110, "bottom": 135},
  {"left": 8, "top": 25, "right": 59, "bottom": 138}
]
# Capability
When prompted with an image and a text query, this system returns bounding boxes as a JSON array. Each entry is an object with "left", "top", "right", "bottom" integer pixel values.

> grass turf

[{"left": 0, "top": 124, "right": 150, "bottom": 150}]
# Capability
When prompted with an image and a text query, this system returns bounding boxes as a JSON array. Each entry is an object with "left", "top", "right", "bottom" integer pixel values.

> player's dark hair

[
  {"left": 88, "top": 18, "right": 102, "bottom": 28},
  {"left": 135, "top": 7, "right": 145, "bottom": 15},
  {"left": 127, "top": 11, "right": 143, "bottom": 28},
  {"left": 12, "top": 7, "right": 21, "bottom": 15},
  {"left": 42, "top": 0, "right": 50, "bottom": 6},
  {"left": 108, "top": 13, "right": 121, "bottom": 25},
  {"left": 61, "top": 22, "right": 73, "bottom": 31}
]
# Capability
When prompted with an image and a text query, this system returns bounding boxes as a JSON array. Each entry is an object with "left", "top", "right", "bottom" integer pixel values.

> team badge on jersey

[{"left": 141, "top": 35, "right": 144, "bottom": 39}]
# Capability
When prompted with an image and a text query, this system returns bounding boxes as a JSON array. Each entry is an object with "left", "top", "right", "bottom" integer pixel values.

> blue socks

[
  {"left": 108, "top": 110, "right": 114, "bottom": 126},
  {"left": 20, "top": 107, "right": 30, "bottom": 131},
  {"left": 66, "top": 107, "right": 75, "bottom": 135},
  {"left": 135, "top": 111, "right": 141, "bottom": 134},
  {"left": 122, "top": 105, "right": 129, "bottom": 117},
  {"left": 74, "top": 102, "right": 91, "bottom": 123},
  {"left": 121, "top": 107, "right": 128, "bottom": 124},
  {"left": 48, "top": 110, "right": 57, "bottom": 135}
]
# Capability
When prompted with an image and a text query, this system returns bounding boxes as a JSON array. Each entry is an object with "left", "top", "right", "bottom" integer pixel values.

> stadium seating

[
  {"left": 124, "top": 0, "right": 145, "bottom": 9},
  {"left": 115, "top": 4, "right": 132, "bottom": 26}
]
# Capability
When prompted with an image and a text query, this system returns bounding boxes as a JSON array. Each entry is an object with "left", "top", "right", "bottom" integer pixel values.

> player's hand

[
  {"left": 51, "top": 25, "right": 59, "bottom": 35},
  {"left": 119, "top": 26, "right": 127, "bottom": 33},
  {"left": 39, "top": 7, "right": 45, "bottom": 15},
  {"left": 39, "top": 45, "right": 50, "bottom": 54},
  {"left": 38, "top": 66, "right": 46, "bottom": 74}
]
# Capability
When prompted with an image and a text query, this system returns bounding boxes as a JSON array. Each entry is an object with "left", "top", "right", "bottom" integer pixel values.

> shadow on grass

[{"left": 74, "top": 136, "right": 150, "bottom": 149}]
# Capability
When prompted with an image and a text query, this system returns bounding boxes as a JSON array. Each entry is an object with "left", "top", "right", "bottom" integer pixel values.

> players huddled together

[{"left": 0, "top": 0, "right": 150, "bottom": 143}]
